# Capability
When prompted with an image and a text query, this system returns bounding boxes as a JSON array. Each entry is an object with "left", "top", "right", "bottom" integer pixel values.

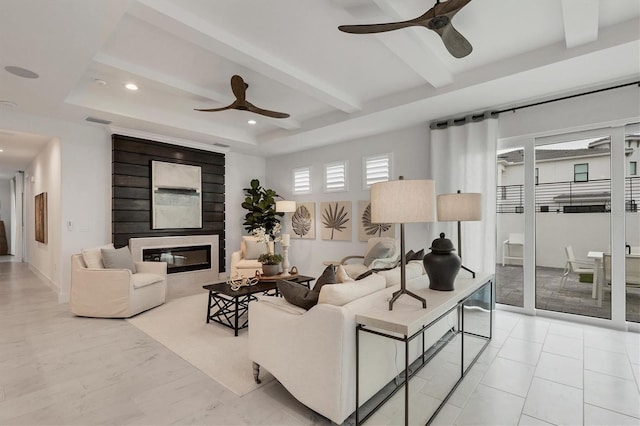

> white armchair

[
  {"left": 230, "top": 236, "right": 271, "bottom": 278},
  {"left": 70, "top": 254, "right": 167, "bottom": 318}
]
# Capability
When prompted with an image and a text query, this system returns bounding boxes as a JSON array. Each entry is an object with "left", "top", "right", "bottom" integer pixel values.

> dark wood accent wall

[{"left": 112, "top": 134, "right": 225, "bottom": 272}]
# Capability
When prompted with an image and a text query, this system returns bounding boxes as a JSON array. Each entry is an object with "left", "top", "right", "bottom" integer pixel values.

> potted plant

[
  {"left": 258, "top": 253, "right": 282, "bottom": 276},
  {"left": 241, "top": 179, "right": 283, "bottom": 236}
]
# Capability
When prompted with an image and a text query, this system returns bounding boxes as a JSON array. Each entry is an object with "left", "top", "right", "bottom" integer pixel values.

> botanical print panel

[
  {"left": 357, "top": 200, "right": 395, "bottom": 241},
  {"left": 320, "top": 201, "right": 351, "bottom": 241},
  {"left": 291, "top": 202, "right": 315, "bottom": 240}
]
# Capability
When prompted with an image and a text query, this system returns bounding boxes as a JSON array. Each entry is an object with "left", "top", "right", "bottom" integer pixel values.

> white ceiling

[{"left": 0, "top": 0, "right": 639, "bottom": 178}]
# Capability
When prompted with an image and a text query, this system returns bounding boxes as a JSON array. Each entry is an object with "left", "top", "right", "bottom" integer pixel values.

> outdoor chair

[
  {"left": 560, "top": 245, "right": 595, "bottom": 293},
  {"left": 502, "top": 233, "right": 524, "bottom": 266}
]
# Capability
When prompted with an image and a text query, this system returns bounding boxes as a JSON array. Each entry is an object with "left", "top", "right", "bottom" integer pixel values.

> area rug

[{"left": 127, "top": 292, "right": 274, "bottom": 396}]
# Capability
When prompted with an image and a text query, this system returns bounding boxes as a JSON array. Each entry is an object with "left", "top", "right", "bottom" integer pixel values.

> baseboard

[{"left": 28, "top": 263, "right": 60, "bottom": 296}]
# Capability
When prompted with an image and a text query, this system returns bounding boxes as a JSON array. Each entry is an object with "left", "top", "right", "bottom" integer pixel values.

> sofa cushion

[
  {"left": 318, "top": 274, "right": 386, "bottom": 306},
  {"left": 336, "top": 264, "right": 354, "bottom": 283},
  {"left": 244, "top": 237, "right": 269, "bottom": 260},
  {"left": 81, "top": 243, "right": 114, "bottom": 269},
  {"left": 255, "top": 294, "right": 307, "bottom": 315},
  {"left": 376, "top": 262, "right": 424, "bottom": 287},
  {"left": 131, "top": 273, "right": 163, "bottom": 289},
  {"left": 364, "top": 241, "right": 393, "bottom": 266},
  {"left": 410, "top": 249, "right": 425, "bottom": 261},
  {"left": 277, "top": 265, "right": 337, "bottom": 310},
  {"left": 101, "top": 246, "right": 136, "bottom": 273},
  {"left": 235, "top": 259, "right": 263, "bottom": 269}
]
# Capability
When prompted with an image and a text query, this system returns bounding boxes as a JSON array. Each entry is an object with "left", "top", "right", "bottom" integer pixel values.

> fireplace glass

[{"left": 142, "top": 245, "right": 211, "bottom": 274}]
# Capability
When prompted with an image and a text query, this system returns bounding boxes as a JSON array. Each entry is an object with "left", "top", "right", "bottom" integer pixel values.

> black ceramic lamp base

[{"left": 424, "top": 233, "right": 461, "bottom": 291}]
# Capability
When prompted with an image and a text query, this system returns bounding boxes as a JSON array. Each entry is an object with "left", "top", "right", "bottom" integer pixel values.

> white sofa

[
  {"left": 248, "top": 263, "right": 455, "bottom": 424},
  {"left": 70, "top": 254, "right": 167, "bottom": 318}
]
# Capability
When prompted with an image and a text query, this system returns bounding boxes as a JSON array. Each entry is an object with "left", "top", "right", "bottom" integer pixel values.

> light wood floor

[{"left": 0, "top": 262, "right": 330, "bottom": 425}]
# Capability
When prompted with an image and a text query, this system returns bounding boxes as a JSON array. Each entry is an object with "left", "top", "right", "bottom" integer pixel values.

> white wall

[
  {"left": 265, "top": 124, "right": 433, "bottom": 279},
  {"left": 0, "top": 179, "right": 11, "bottom": 254},
  {"left": 225, "top": 151, "right": 266, "bottom": 274},
  {"left": 0, "top": 110, "right": 112, "bottom": 302},
  {"left": 25, "top": 137, "right": 61, "bottom": 290}
]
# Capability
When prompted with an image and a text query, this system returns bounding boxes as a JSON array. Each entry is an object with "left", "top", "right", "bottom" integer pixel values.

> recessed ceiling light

[
  {"left": 0, "top": 149, "right": 4, "bottom": 153},
  {"left": 248, "top": 119, "right": 257, "bottom": 125},
  {"left": 4, "top": 66, "right": 39, "bottom": 79},
  {"left": 125, "top": 83, "right": 138, "bottom": 91},
  {"left": 94, "top": 78, "right": 107, "bottom": 86}
]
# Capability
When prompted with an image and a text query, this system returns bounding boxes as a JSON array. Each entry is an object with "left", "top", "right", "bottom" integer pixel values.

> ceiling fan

[
  {"left": 194, "top": 74, "right": 290, "bottom": 119},
  {"left": 338, "top": 0, "right": 473, "bottom": 58}
]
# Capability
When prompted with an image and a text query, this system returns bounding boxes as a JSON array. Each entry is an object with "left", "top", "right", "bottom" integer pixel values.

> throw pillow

[
  {"left": 313, "top": 265, "right": 337, "bottom": 291},
  {"left": 81, "top": 243, "right": 114, "bottom": 269},
  {"left": 101, "top": 246, "right": 136, "bottom": 273},
  {"left": 411, "top": 249, "right": 425, "bottom": 261},
  {"left": 277, "top": 265, "right": 338, "bottom": 310},
  {"left": 336, "top": 265, "right": 354, "bottom": 283},
  {"left": 277, "top": 280, "right": 318, "bottom": 310},
  {"left": 244, "top": 239, "right": 269, "bottom": 260},
  {"left": 364, "top": 242, "right": 393, "bottom": 267},
  {"left": 405, "top": 250, "right": 415, "bottom": 262}
]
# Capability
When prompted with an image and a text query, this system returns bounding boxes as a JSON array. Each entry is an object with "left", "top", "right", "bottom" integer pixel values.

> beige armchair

[
  {"left": 70, "top": 254, "right": 167, "bottom": 318},
  {"left": 230, "top": 236, "right": 272, "bottom": 278}
]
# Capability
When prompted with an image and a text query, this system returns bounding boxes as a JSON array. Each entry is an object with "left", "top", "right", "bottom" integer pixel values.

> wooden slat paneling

[{"left": 112, "top": 134, "right": 226, "bottom": 272}]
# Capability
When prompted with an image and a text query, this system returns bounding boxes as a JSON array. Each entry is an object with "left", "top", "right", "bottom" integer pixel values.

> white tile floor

[
  {"left": 432, "top": 310, "right": 640, "bottom": 426},
  {"left": 1, "top": 261, "right": 639, "bottom": 426}
]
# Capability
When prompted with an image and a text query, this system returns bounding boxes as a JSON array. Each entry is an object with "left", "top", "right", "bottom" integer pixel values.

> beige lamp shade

[
  {"left": 275, "top": 200, "right": 296, "bottom": 213},
  {"left": 437, "top": 193, "right": 482, "bottom": 222},
  {"left": 371, "top": 179, "right": 436, "bottom": 223}
]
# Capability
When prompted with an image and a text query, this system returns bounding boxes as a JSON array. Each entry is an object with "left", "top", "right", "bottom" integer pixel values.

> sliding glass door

[
  {"left": 496, "top": 125, "right": 638, "bottom": 328},
  {"left": 534, "top": 138, "right": 611, "bottom": 319}
]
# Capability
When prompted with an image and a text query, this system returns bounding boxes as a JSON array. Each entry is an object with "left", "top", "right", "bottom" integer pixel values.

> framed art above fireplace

[{"left": 151, "top": 160, "right": 202, "bottom": 229}]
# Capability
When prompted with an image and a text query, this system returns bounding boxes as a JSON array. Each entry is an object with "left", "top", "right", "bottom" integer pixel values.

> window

[
  {"left": 535, "top": 167, "right": 539, "bottom": 185},
  {"left": 324, "top": 161, "right": 348, "bottom": 192},
  {"left": 363, "top": 153, "right": 392, "bottom": 189},
  {"left": 630, "top": 161, "right": 637, "bottom": 176},
  {"left": 574, "top": 163, "right": 588, "bottom": 182},
  {"left": 292, "top": 167, "right": 311, "bottom": 194}
]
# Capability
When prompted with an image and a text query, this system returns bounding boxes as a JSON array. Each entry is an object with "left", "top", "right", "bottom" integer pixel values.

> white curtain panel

[{"left": 428, "top": 119, "right": 498, "bottom": 274}]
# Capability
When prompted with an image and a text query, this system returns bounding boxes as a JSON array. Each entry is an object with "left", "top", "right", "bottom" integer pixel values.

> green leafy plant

[
  {"left": 258, "top": 253, "right": 282, "bottom": 265},
  {"left": 241, "top": 179, "right": 283, "bottom": 235}
]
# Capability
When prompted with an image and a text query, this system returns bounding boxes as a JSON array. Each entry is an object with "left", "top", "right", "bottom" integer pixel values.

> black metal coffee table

[{"left": 203, "top": 275, "right": 314, "bottom": 336}]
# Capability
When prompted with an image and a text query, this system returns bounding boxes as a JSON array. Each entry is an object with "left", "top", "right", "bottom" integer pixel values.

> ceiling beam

[
  {"left": 338, "top": 0, "right": 454, "bottom": 88},
  {"left": 561, "top": 0, "right": 600, "bottom": 48},
  {"left": 93, "top": 53, "right": 301, "bottom": 130},
  {"left": 130, "top": 0, "right": 361, "bottom": 114}
]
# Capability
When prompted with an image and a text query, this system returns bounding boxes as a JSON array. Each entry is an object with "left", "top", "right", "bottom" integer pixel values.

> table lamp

[
  {"left": 436, "top": 191, "right": 482, "bottom": 278},
  {"left": 276, "top": 200, "right": 296, "bottom": 275},
  {"left": 371, "top": 177, "right": 436, "bottom": 310}
]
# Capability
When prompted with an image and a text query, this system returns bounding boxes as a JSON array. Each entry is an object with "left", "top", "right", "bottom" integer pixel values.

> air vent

[
  {"left": 214, "top": 143, "right": 229, "bottom": 148},
  {"left": 85, "top": 116, "right": 112, "bottom": 125}
]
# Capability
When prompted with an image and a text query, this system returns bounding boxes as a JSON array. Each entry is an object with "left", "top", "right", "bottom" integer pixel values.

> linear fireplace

[
  {"left": 129, "top": 235, "right": 220, "bottom": 286},
  {"left": 142, "top": 245, "right": 211, "bottom": 274}
]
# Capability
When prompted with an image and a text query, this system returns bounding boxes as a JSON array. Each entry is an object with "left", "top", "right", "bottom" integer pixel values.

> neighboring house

[{"left": 497, "top": 136, "right": 639, "bottom": 214}]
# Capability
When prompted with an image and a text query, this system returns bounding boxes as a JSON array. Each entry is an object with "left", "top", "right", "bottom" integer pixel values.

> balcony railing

[{"left": 497, "top": 176, "right": 639, "bottom": 213}]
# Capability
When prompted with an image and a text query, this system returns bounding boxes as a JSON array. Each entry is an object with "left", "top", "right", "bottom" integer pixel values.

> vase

[
  {"left": 424, "top": 233, "right": 461, "bottom": 291},
  {"left": 261, "top": 263, "right": 280, "bottom": 276}
]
